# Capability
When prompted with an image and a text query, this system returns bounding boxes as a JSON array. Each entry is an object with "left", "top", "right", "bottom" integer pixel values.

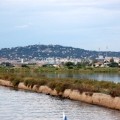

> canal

[{"left": 0, "top": 86, "right": 120, "bottom": 120}]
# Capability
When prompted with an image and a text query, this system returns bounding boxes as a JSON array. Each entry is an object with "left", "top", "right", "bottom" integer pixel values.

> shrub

[
  {"left": 109, "top": 83, "right": 120, "bottom": 97},
  {"left": 8, "top": 75, "right": 15, "bottom": 81},
  {"left": 99, "top": 81, "right": 116, "bottom": 89},
  {"left": 48, "top": 81, "right": 56, "bottom": 90},
  {"left": 109, "top": 89, "right": 120, "bottom": 97},
  {"left": 12, "top": 78, "right": 21, "bottom": 87},
  {"left": 67, "top": 66, "right": 73, "bottom": 69},
  {"left": 3, "top": 75, "right": 9, "bottom": 80},
  {"left": 75, "top": 84, "right": 84, "bottom": 94},
  {"left": 24, "top": 79, "right": 35, "bottom": 88},
  {"left": 21, "top": 64, "right": 29, "bottom": 68},
  {"left": 55, "top": 82, "right": 72, "bottom": 93},
  {"left": 24, "top": 79, "right": 29, "bottom": 86},
  {"left": 38, "top": 79, "right": 47, "bottom": 86},
  {"left": 74, "top": 83, "right": 98, "bottom": 94}
]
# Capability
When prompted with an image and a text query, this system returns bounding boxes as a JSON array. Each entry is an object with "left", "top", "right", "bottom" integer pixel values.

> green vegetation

[
  {"left": 21, "top": 64, "right": 29, "bottom": 68},
  {"left": 27, "top": 66, "right": 119, "bottom": 74},
  {"left": 0, "top": 62, "right": 119, "bottom": 74},
  {"left": 12, "top": 78, "right": 21, "bottom": 87},
  {"left": 0, "top": 66, "right": 120, "bottom": 98}
]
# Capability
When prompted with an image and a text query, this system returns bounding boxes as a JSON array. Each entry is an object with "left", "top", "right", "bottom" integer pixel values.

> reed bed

[{"left": 0, "top": 70, "right": 120, "bottom": 97}]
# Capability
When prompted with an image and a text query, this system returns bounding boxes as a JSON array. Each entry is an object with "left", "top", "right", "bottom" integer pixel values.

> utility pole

[
  {"left": 39, "top": 42, "right": 41, "bottom": 48},
  {"left": 99, "top": 47, "right": 100, "bottom": 57},
  {"left": 106, "top": 46, "right": 108, "bottom": 58},
  {"left": 39, "top": 42, "right": 41, "bottom": 60}
]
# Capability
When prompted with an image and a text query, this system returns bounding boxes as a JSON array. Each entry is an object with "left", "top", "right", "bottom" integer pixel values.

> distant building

[
  {"left": 93, "top": 62, "right": 103, "bottom": 67},
  {"left": 0, "top": 62, "right": 13, "bottom": 67},
  {"left": 96, "top": 55, "right": 104, "bottom": 62},
  {"left": 21, "top": 59, "right": 24, "bottom": 64}
]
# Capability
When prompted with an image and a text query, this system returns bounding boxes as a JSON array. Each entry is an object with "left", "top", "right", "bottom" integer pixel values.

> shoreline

[{"left": 0, "top": 79, "right": 120, "bottom": 110}]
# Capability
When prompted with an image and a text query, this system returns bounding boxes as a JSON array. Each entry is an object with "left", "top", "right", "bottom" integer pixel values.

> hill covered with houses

[{"left": 0, "top": 44, "right": 120, "bottom": 62}]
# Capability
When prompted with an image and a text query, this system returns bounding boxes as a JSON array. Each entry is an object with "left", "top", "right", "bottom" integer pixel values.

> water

[
  {"left": 44, "top": 73, "right": 120, "bottom": 83},
  {"left": 0, "top": 86, "right": 120, "bottom": 120}
]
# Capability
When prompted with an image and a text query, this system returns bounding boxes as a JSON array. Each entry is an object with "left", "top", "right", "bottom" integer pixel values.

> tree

[
  {"left": 21, "top": 64, "right": 29, "bottom": 68},
  {"left": 81, "top": 58, "right": 90, "bottom": 66},
  {"left": 65, "top": 62, "right": 74, "bottom": 67},
  {"left": 92, "top": 59, "right": 98, "bottom": 63},
  {"left": 110, "top": 58, "right": 114, "bottom": 63}
]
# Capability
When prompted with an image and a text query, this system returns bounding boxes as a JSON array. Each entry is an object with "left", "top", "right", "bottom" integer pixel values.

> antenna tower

[{"left": 106, "top": 46, "right": 108, "bottom": 58}]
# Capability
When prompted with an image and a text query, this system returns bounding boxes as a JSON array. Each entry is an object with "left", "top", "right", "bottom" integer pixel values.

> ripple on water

[{"left": 0, "top": 86, "right": 120, "bottom": 120}]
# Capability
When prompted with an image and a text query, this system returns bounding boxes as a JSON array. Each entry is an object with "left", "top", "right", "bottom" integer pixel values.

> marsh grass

[
  {"left": 12, "top": 78, "right": 21, "bottom": 87},
  {"left": 55, "top": 81, "right": 72, "bottom": 93},
  {"left": 0, "top": 69, "right": 120, "bottom": 97},
  {"left": 29, "top": 67, "right": 119, "bottom": 74},
  {"left": 24, "top": 78, "right": 36, "bottom": 88},
  {"left": 47, "top": 80, "right": 57, "bottom": 90}
]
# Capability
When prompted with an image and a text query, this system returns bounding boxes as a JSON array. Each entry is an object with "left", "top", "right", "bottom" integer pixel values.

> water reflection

[
  {"left": 44, "top": 73, "right": 120, "bottom": 83},
  {"left": 0, "top": 86, "right": 120, "bottom": 120}
]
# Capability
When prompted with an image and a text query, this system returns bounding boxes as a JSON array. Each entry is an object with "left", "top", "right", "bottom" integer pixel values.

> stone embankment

[{"left": 0, "top": 79, "right": 120, "bottom": 110}]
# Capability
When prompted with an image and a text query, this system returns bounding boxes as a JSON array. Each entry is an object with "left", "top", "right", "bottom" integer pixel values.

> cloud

[{"left": 0, "top": 0, "right": 120, "bottom": 51}]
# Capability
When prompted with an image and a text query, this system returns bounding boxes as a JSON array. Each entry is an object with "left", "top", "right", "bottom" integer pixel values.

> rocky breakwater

[{"left": 0, "top": 79, "right": 120, "bottom": 110}]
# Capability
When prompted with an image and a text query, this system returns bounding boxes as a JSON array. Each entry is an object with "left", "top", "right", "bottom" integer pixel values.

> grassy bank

[
  {"left": 0, "top": 70, "right": 120, "bottom": 97},
  {"left": 34, "top": 66, "right": 119, "bottom": 73},
  {"left": 0, "top": 66, "right": 119, "bottom": 74}
]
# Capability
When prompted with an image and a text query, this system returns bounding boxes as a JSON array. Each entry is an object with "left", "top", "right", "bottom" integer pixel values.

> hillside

[{"left": 0, "top": 44, "right": 120, "bottom": 60}]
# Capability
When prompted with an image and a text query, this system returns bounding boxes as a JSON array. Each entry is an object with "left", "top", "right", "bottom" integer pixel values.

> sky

[{"left": 0, "top": 0, "right": 120, "bottom": 51}]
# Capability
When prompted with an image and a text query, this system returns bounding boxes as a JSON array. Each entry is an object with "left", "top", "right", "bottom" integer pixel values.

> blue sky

[{"left": 0, "top": 0, "right": 120, "bottom": 51}]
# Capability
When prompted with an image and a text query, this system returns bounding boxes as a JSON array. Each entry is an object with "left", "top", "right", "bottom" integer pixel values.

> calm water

[
  {"left": 44, "top": 73, "right": 120, "bottom": 83},
  {"left": 0, "top": 86, "right": 120, "bottom": 120}
]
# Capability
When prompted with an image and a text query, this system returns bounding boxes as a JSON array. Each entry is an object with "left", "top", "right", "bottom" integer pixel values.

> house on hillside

[
  {"left": 0, "top": 62, "right": 13, "bottom": 67},
  {"left": 92, "top": 62, "right": 103, "bottom": 67},
  {"left": 97, "top": 55, "right": 104, "bottom": 62}
]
